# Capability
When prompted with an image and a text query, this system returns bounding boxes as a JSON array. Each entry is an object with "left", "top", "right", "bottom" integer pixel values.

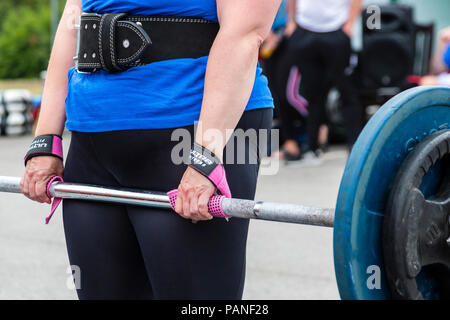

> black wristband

[
  {"left": 24, "top": 134, "right": 63, "bottom": 166},
  {"left": 188, "top": 142, "right": 221, "bottom": 176}
]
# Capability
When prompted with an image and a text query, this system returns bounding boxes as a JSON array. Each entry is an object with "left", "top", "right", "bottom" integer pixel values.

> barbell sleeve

[{"left": 0, "top": 176, "right": 334, "bottom": 227}]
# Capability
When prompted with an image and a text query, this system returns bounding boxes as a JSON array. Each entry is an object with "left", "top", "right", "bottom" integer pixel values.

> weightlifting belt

[{"left": 74, "top": 13, "right": 220, "bottom": 73}]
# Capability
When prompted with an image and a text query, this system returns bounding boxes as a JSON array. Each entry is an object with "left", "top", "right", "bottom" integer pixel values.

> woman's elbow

[
  {"left": 253, "top": 25, "right": 272, "bottom": 47},
  {"left": 219, "top": 24, "right": 272, "bottom": 50}
]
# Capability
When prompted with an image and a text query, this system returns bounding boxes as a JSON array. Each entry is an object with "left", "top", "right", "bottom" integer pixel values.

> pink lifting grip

[
  {"left": 167, "top": 189, "right": 230, "bottom": 219},
  {"left": 45, "top": 176, "right": 64, "bottom": 224}
]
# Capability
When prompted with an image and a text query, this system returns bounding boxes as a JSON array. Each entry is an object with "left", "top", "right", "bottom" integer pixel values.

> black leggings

[
  {"left": 62, "top": 108, "right": 272, "bottom": 300},
  {"left": 276, "top": 26, "right": 362, "bottom": 150},
  {"left": 260, "top": 36, "right": 289, "bottom": 122}
]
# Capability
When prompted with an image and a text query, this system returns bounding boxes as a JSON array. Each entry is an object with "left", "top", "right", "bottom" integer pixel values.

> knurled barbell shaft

[{"left": 0, "top": 176, "right": 334, "bottom": 227}]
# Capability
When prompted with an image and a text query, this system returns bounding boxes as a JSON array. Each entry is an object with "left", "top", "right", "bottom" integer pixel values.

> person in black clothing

[{"left": 277, "top": 0, "right": 363, "bottom": 164}]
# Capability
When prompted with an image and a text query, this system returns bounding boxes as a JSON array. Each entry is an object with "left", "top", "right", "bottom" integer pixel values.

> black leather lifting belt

[{"left": 74, "top": 13, "right": 220, "bottom": 73}]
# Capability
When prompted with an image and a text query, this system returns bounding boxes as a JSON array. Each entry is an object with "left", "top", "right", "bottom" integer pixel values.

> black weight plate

[{"left": 383, "top": 130, "right": 450, "bottom": 299}]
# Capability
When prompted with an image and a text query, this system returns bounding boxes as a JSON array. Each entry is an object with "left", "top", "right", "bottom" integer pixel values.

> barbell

[{"left": 0, "top": 86, "right": 449, "bottom": 300}]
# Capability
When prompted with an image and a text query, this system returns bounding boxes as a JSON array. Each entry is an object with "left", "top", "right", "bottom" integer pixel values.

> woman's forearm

[
  {"left": 195, "top": 31, "right": 261, "bottom": 160},
  {"left": 35, "top": 0, "right": 81, "bottom": 137},
  {"left": 196, "top": 0, "right": 280, "bottom": 161}
]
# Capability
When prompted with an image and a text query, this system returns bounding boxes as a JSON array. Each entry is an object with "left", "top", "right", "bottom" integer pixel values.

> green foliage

[
  {"left": 0, "top": 0, "right": 41, "bottom": 25},
  {"left": 0, "top": 5, "right": 51, "bottom": 78},
  {"left": 0, "top": 0, "right": 66, "bottom": 79}
]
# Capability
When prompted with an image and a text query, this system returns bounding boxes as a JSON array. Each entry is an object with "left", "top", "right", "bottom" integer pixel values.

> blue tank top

[{"left": 65, "top": 0, "right": 274, "bottom": 132}]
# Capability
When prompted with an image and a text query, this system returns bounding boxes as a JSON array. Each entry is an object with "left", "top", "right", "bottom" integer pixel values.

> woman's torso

[{"left": 65, "top": 0, "right": 274, "bottom": 132}]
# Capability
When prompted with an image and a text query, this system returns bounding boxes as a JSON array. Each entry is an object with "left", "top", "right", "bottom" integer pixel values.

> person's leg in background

[
  {"left": 261, "top": 35, "right": 289, "bottom": 153},
  {"left": 275, "top": 52, "right": 307, "bottom": 160},
  {"left": 317, "top": 81, "right": 333, "bottom": 153},
  {"left": 274, "top": 27, "right": 319, "bottom": 162},
  {"left": 338, "top": 70, "right": 363, "bottom": 151},
  {"left": 323, "top": 30, "right": 363, "bottom": 151},
  {"left": 301, "top": 74, "right": 329, "bottom": 157},
  {"left": 294, "top": 31, "right": 329, "bottom": 158},
  {"left": 318, "top": 124, "right": 329, "bottom": 152}
]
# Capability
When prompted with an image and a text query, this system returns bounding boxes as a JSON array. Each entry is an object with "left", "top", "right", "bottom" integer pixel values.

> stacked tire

[{"left": 0, "top": 89, "right": 34, "bottom": 136}]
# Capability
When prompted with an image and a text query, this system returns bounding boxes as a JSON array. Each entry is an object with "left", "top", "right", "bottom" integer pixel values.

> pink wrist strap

[
  {"left": 204, "top": 164, "right": 232, "bottom": 198},
  {"left": 45, "top": 176, "right": 64, "bottom": 224},
  {"left": 167, "top": 189, "right": 230, "bottom": 219},
  {"left": 188, "top": 143, "right": 231, "bottom": 198}
]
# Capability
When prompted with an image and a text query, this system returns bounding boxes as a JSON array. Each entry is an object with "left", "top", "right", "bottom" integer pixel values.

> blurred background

[
  {"left": 0, "top": 0, "right": 449, "bottom": 300},
  {"left": 261, "top": 0, "right": 450, "bottom": 160}
]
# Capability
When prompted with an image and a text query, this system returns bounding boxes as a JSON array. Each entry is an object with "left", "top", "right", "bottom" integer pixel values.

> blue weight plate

[{"left": 333, "top": 86, "right": 450, "bottom": 300}]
